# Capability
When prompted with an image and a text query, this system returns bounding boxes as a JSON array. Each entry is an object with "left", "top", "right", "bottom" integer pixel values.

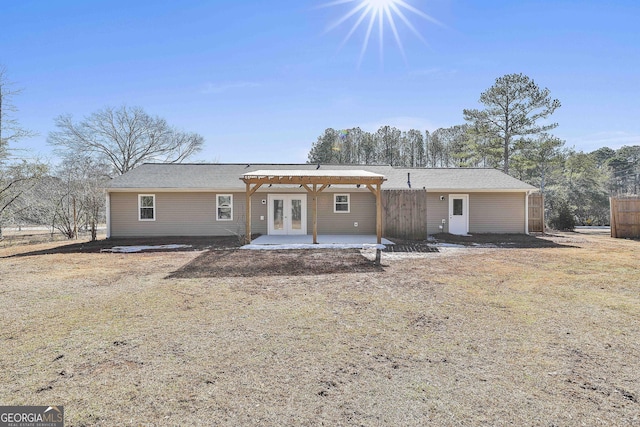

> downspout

[
  {"left": 524, "top": 190, "right": 531, "bottom": 235},
  {"left": 106, "top": 192, "right": 111, "bottom": 239}
]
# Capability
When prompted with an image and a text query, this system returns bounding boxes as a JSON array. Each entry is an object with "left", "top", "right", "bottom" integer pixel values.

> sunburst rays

[{"left": 319, "top": 0, "right": 444, "bottom": 67}]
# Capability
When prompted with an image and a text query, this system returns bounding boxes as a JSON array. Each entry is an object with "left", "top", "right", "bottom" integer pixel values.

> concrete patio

[{"left": 241, "top": 234, "right": 394, "bottom": 250}]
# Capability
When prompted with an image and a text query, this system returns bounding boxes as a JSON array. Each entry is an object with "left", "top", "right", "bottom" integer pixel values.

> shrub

[{"left": 549, "top": 202, "right": 576, "bottom": 231}]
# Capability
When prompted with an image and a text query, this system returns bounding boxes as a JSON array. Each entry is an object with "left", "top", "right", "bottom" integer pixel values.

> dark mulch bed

[
  {"left": 2, "top": 235, "right": 248, "bottom": 258},
  {"left": 166, "top": 249, "right": 383, "bottom": 278},
  {"left": 381, "top": 233, "right": 579, "bottom": 250},
  {"left": 383, "top": 242, "right": 439, "bottom": 253},
  {"left": 428, "top": 232, "right": 577, "bottom": 248}
]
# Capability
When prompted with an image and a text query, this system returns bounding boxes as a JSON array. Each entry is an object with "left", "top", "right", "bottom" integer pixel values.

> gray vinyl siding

[
  {"left": 426, "top": 192, "right": 526, "bottom": 235},
  {"left": 316, "top": 191, "right": 376, "bottom": 234},
  {"left": 254, "top": 190, "right": 375, "bottom": 235},
  {"left": 249, "top": 194, "right": 268, "bottom": 235},
  {"left": 469, "top": 192, "right": 526, "bottom": 233},
  {"left": 110, "top": 192, "right": 247, "bottom": 237},
  {"left": 426, "top": 193, "right": 450, "bottom": 234},
  {"left": 109, "top": 190, "right": 376, "bottom": 237}
]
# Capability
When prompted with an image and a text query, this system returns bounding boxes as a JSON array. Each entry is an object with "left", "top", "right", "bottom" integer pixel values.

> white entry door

[
  {"left": 449, "top": 194, "right": 469, "bottom": 235},
  {"left": 268, "top": 194, "right": 307, "bottom": 235}
]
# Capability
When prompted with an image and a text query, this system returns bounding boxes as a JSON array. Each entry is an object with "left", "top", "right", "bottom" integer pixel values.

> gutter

[
  {"left": 525, "top": 190, "right": 533, "bottom": 235},
  {"left": 106, "top": 192, "right": 111, "bottom": 239}
]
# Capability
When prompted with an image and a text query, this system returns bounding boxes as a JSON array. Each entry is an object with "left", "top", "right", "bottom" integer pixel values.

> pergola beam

[{"left": 241, "top": 176, "right": 385, "bottom": 186}]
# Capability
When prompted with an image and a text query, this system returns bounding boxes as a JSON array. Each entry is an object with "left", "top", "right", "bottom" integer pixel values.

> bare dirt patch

[
  {"left": 168, "top": 249, "right": 382, "bottom": 278},
  {"left": 1, "top": 230, "right": 639, "bottom": 426}
]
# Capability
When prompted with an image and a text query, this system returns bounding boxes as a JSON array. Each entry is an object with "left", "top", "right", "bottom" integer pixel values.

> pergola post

[
  {"left": 243, "top": 181, "right": 264, "bottom": 244},
  {"left": 376, "top": 183, "right": 382, "bottom": 244},
  {"left": 312, "top": 184, "right": 318, "bottom": 244},
  {"left": 375, "top": 183, "right": 383, "bottom": 265},
  {"left": 245, "top": 182, "right": 252, "bottom": 244}
]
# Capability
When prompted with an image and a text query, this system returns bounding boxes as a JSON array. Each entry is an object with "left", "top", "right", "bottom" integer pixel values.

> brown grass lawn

[{"left": 1, "top": 230, "right": 639, "bottom": 426}]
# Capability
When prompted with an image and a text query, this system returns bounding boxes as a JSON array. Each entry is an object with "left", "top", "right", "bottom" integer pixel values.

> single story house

[{"left": 105, "top": 163, "right": 537, "bottom": 241}]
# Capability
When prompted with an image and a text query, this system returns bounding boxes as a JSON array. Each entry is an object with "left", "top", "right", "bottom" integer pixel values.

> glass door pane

[
  {"left": 290, "top": 199, "right": 302, "bottom": 230},
  {"left": 453, "top": 198, "right": 463, "bottom": 216},
  {"left": 273, "top": 199, "right": 284, "bottom": 230}
]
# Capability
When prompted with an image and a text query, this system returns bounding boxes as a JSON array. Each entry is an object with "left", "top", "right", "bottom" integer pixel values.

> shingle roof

[
  {"left": 106, "top": 163, "right": 536, "bottom": 192},
  {"left": 381, "top": 167, "right": 537, "bottom": 191}
]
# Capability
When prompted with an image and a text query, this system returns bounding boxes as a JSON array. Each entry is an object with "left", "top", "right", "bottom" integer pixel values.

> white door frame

[
  {"left": 267, "top": 194, "right": 307, "bottom": 235},
  {"left": 448, "top": 194, "right": 469, "bottom": 235}
]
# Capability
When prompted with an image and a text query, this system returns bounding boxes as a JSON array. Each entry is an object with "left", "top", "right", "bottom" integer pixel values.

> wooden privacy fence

[
  {"left": 528, "top": 193, "right": 545, "bottom": 233},
  {"left": 610, "top": 197, "right": 640, "bottom": 238},
  {"left": 382, "top": 190, "right": 428, "bottom": 240},
  {"left": 382, "top": 191, "right": 546, "bottom": 239}
]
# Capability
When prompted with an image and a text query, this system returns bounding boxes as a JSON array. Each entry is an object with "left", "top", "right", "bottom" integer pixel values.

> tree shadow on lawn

[
  {"left": 166, "top": 249, "right": 384, "bottom": 278},
  {"left": 0, "top": 236, "right": 243, "bottom": 258}
]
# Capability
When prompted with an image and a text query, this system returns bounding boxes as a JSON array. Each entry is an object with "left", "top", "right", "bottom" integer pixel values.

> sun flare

[
  {"left": 320, "top": 0, "right": 443, "bottom": 67},
  {"left": 366, "top": 0, "right": 394, "bottom": 11}
]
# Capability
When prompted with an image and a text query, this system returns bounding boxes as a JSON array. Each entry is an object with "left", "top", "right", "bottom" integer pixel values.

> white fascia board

[
  {"left": 423, "top": 188, "right": 535, "bottom": 193},
  {"left": 106, "top": 187, "right": 241, "bottom": 193},
  {"left": 107, "top": 187, "right": 534, "bottom": 193}
]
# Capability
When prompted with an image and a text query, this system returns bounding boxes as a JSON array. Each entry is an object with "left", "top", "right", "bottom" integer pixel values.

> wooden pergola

[{"left": 240, "top": 169, "right": 386, "bottom": 245}]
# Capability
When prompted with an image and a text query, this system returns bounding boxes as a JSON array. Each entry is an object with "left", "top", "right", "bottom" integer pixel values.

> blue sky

[{"left": 2, "top": 0, "right": 639, "bottom": 164}]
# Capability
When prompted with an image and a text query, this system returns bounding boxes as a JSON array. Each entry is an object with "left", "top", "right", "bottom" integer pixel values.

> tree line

[
  {"left": 308, "top": 124, "right": 504, "bottom": 169},
  {"left": 308, "top": 73, "right": 638, "bottom": 228}
]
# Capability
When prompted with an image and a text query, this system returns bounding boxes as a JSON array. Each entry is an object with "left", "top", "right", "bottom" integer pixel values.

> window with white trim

[
  {"left": 138, "top": 194, "right": 156, "bottom": 221},
  {"left": 334, "top": 194, "right": 350, "bottom": 213},
  {"left": 217, "top": 194, "right": 233, "bottom": 221}
]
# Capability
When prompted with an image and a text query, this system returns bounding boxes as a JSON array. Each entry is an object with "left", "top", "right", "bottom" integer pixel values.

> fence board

[
  {"left": 610, "top": 197, "right": 640, "bottom": 238},
  {"left": 382, "top": 190, "right": 428, "bottom": 240},
  {"left": 528, "top": 193, "right": 545, "bottom": 233}
]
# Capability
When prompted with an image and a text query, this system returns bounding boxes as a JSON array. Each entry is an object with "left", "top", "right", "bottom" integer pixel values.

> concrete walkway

[{"left": 241, "top": 234, "right": 394, "bottom": 250}]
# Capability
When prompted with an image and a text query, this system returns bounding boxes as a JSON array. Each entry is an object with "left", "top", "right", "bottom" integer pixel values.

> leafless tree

[
  {"left": 0, "top": 65, "right": 46, "bottom": 239},
  {"left": 49, "top": 105, "right": 204, "bottom": 176},
  {"left": 0, "top": 66, "right": 37, "bottom": 155},
  {"left": 0, "top": 161, "right": 47, "bottom": 236},
  {"left": 35, "top": 156, "right": 111, "bottom": 240}
]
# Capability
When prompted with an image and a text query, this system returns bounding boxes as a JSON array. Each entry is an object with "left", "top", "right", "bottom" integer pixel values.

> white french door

[
  {"left": 449, "top": 194, "right": 469, "bottom": 235},
  {"left": 268, "top": 194, "right": 307, "bottom": 235}
]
